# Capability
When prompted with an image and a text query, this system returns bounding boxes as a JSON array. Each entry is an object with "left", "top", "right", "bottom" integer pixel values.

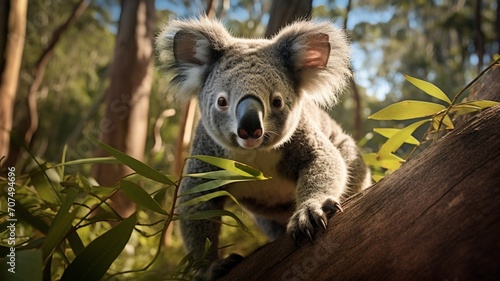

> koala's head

[{"left": 156, "top": 17, "right": 351, "bottom": 151}]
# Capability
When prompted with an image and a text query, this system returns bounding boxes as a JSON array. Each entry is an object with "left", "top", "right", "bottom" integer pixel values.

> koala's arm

[
  {"left": 316, "top": 110, "right": 372, "bottom": 196},
  {"left": 280, "top": 118, "right": 349, "bottom": 240}
]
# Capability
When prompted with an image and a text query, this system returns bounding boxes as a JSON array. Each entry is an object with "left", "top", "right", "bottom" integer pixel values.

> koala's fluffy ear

[
  {"left": 272, "top": 21, "right": 351, "bottom": 106},
  {"left": 156, "top": 17, "right": 230, "bottom": 103}
]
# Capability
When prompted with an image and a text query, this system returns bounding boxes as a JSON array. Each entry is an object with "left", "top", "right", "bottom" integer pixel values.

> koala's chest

[{"left": 225, "top": 150, "right": 297, "bottom": 210}]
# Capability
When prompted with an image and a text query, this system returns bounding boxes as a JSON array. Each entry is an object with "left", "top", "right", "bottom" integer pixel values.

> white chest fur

[{"left": 226, "top": 149, "right": 297, "bottom": 207}]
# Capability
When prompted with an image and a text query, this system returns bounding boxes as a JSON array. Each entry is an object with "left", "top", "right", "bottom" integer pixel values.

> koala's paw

[
  {"left": 286, "top": 197, "right": 343, "bottom": 242},
  {"left": 195, "top": 253, "right": 244, "bottom": 281}
]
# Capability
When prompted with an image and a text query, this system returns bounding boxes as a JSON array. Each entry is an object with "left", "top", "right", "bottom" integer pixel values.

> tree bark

[
  {"left": 0, "top": 0, "right": 27, "bottom": 164},
  {"left": 264, "top": 0, "right": 312, "bottom": 38},
  {"left": 92, "top": 0, "right": 155, "bottom": 218},
  {"left": 221, "top": 68, "right": 500, "bottom": 281}
]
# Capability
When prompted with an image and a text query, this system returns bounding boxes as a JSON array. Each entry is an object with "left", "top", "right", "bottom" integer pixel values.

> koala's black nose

[{"left": 236, "top": 96, "right": 264, "bottom": 140}]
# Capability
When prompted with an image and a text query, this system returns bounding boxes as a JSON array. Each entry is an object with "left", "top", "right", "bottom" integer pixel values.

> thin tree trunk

[
  {"left": 475, "top": 0, "right": 484, "bottom": 73},
  {"left": 0, "top": 0, "right": 27, "bottom": 164},
  {"left": 496, "top": 0, "right": 500, "bottom": 54},
  {"left": 264, "top": 0, "right": 312, "bottom": 38},
  {"left": 5, "top": 0, "right": 87, "bottom": 167},
  {"left": 92, "top": 0, "right": 155, "bottom": 218},
  {"left": 343, "top": 0, "right": 363, "bottom": 140}
]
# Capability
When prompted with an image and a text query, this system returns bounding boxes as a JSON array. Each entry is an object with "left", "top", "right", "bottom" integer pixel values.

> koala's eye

[
  {"left": 272, "top": 96, "right": 283, "bottom": 108},
  {"left": 217, "top": 97, "right": 228, "bottom": 108}
]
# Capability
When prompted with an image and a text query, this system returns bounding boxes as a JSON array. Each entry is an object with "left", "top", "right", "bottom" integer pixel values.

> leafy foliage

[
  {"left": 0, "top": 142, "right": 269, "bottom": 280},
  {"left": 365, "top": 56, "right": 500, "bottom": 182}
]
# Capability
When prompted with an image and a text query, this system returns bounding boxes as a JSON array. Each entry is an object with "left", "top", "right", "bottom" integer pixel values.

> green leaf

[
  {"left": 179, "top": 179, "right": 255, "bottom": 196},
  {"left": 372, "top": 174, "right": 385, "bottom": 183},
  {"left": 373, "top": 128, "right": 420, "bottom": 145},
  {"left": 450, "top": 100, "right": 499, "bottom": 117},
  {"left": 120, "top": 180, "right": 167, "bottom": 215},
  {"left": 378, "top": 119, "right": 430, "bottom": 157},
  {"left": 175, "top": 210, "right": 252, "bottom": 236},
  {"left": 189, "top": 155, "right": 269, "bottom": 180},
  {"left": 67, "top": 230, "right": 85, "bottom": 257},
  {"left": 363, "top": 152, "right": 404, "bottom": 171},
  {"left": 41, "top": 188, "right": 79, "bottom": 263},
  {"left": 179, "top": 191, "right": 239, "bottom": 207},
  {"left": 459, "top": 100, "right": 499, "bottom": 109},
  {"left": 0, "top": 249, "right": 42, "bottom": 281},
  {"left": 433, "top": 113, "right": 454, "bottom": 130},
  {"left": 449, "top": 104, "right": 483, "bottom": 116},
  {"left": 31, "top": 169, "right": 62, "bottom": 204},
  {"left": 153, "top": 187, "right": 167, "bottom": 206},
  {"left": 186, "top": 170, "right": 260, "bottom": 180},
  {"left": 404, "top": 75, "right": 452, "bottom": 104},
  {"left": 60, "top": 213, "right": 137, "bottom": 281},
  {"left": 96, "top": 140, "right": 175, "bottom": 185},
  {"left": 15, "top": 201, "right": 49, "bottom": 234},
  {"left": 368, "top": 100, "right": 446, "bottom": 120}
]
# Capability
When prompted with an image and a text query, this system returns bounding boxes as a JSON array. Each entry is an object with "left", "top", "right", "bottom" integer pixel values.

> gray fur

[{"left": 156, "top": 17, "right": 371, "bottom": 280}]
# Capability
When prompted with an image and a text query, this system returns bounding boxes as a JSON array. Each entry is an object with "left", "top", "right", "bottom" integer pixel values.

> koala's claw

[
  {"left": 305, "top": 228, "right": 313, "bottom": 242},
  {"left": 319, "top": 217, "right": 328, "bottom": 230},
  {"left": 287, "top": 198, "right": 343, "bottom": 242}
]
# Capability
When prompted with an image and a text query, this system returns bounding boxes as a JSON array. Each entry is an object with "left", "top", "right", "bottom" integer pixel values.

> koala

[{"left": 156, "top": 17, "right": 371, "bottom": 280}]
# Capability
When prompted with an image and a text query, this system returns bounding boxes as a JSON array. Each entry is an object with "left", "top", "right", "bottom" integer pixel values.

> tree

[
  {"left": 0, "top": 0, "right": 27, "bottom": 164},
  {"left": 264, "top": 0, "right": 312, "bottom": 38},
  {"left": 92, "top": 0, "right": 155, "bottom": 218}
]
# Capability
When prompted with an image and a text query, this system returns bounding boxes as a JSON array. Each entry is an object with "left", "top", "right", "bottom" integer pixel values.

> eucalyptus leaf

[
  {"left": 179, "top": 179, "right": 254, "bottom": 196},
  {"left": 459, "top": 100, "right": 499, "bottom": 109},
  {"left": 373, "top": 128, "right": 420, "bottom": 145},
  {"left": 369, "top": 100, "right": 446, "bottom": 120},
  {"left": 179, "top": 191, "right": 239, "bottom": 207},
  {"left": 378, "top": 119, "right": 430, "bottom": 157},
  {"left": 96, "top": 140, "right": 175, "bottom": 185},
  {"left": 186, "top": 170, "right": 258, "bottom": 180},
  {"left": 41, "top": 188, "right": 79, "bottom": 263},
  {"left": 120, "top": 180, "right": 167, "bottom": 215},
  {"left": 60, "top": 213, "right": 137, "bottom": 281},
  {"left": 175, "top": 210, "right": 252, "bottom": 236},
  {"left": 189, "top": 155, "right": 268, "bottom": 180},
  {"left": 433, "top": 113, "right": 454, "bottom": 130},
  {"left": 362, "top": 152, "right": 404, "bottom": 171},
  {"left": 404, "top": 75, "right": 452, "bottom": 104}
]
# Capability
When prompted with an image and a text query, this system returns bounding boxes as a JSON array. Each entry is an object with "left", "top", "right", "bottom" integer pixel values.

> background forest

[{"left": 0, "top": 0, "right": 499, "bottom": 280}]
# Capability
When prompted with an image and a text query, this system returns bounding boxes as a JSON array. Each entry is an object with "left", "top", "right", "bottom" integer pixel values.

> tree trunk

[
  {"left": 264, "top": 0, "right": 312, "bottom": 38},
  {"left": 343, "top": 0, "right": 363, "bottom": 140},
  {"left": 0, "top": 0, "right": 27, "bottom": 164},
  {"left": 221, "top": 68, "right": 500, "bottom": 281},
  {"left": 5, "top": 0, "right": 87, "bottom": 167},
  {"left": 496, "top": 0, "right": 500, "bottom": 54},
  {"left": 474, "top": 0, "right": 484, "bottom": 72},
  {"left": 92, "top": 0, "right": 155, "bottom": 218}
]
